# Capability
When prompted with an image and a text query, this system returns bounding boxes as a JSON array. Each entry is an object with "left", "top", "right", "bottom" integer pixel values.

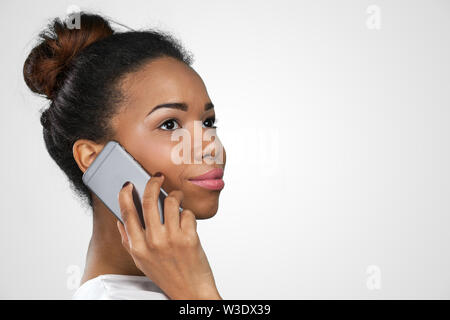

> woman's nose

[
  {"left": 189, "top": 128, "right": 223, "bottom": 165},
  {"left": 202, "top": 135, "right": 224, "bottom": 165}
]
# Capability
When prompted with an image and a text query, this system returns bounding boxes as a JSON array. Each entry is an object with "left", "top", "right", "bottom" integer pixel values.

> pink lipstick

[{"left": 188, "top": 168, "right": 225, "bottom": 191}]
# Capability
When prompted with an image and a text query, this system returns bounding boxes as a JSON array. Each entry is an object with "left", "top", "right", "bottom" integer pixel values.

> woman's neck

[{"left": 80, "top": 195, "right": 145, "bottom": 285}]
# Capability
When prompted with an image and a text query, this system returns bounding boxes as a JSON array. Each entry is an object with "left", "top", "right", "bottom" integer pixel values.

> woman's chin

[{"left": 183, "top": 197, "right": 220, "bottom": 220}]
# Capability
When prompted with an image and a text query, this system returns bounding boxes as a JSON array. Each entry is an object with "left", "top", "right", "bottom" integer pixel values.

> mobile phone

[{"left": 82, "top": 140, "right": 182, "bottom": 227}]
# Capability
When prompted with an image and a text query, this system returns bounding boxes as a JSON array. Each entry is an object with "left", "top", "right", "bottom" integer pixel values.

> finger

[
  {"left": 117, "top": 220, "right": 130, "bottom": 253},
  {"left": 164, "top": 190, "right": 183, "bottom": 233},
  {"left": 118, "top": 182, "right": 145, "bottom": 247},
  {"left": 142, "top": 174, "right": 165, "bottom": 231},
  {"left": 180, "top": 208, "right": 197, "bottom": 233}
]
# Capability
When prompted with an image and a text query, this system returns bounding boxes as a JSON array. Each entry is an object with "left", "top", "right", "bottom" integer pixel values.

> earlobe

[{"left": 72, "top": 139, "right": 104, "bottom": 173}]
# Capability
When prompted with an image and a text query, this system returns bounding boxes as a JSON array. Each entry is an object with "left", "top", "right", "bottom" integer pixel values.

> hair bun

[{"left": 23, "top": 12, "right": 114, "bottom": 100}]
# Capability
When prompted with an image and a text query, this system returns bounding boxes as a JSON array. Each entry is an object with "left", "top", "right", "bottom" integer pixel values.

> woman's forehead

[
  {"left": 117, "top": 57, "right": 211, "bottom": 115},
  {"left": 122, "top": 57, "right": 207, "bottom": 100}
]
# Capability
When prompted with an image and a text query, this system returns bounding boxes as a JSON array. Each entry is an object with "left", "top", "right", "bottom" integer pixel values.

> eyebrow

[{"left": 146, "top": 102, "right": 214, "bottom": 116}]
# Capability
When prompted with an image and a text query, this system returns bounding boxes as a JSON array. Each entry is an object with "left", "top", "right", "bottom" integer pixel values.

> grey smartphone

[{"left": 82, "top": 140, "right": 182, "bottom": 227}]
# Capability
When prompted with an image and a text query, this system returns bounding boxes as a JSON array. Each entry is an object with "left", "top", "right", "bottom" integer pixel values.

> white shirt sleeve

[{"left": 72, "top": 274, "right": 170, "bottom": 300}]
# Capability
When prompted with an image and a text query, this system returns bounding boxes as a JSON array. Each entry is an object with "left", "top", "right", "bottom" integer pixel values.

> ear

[{"left": 73, "top": 139, "right": 105, "bottom": 173}]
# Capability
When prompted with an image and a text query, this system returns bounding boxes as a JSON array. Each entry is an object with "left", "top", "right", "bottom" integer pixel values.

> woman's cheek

[{"left": 141, "top": 140, "right": 186, "bottom": 190}]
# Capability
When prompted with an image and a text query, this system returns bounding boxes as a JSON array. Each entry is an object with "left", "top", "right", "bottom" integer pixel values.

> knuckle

[
  {"left": 142, "top": 180, "right": 160, "bottom": 205},
  {"left": 148, "top": 235, "right": 166, "bottom": 251},
  {"left": 164, "top": 196, "right": 178, "bottom": 207},
  {"left": 166, "top": 231, "right": 179, "bottom": 247},
  {"left": 129, "top": 246, "right": 139, "bottom": 256},
  {"left": 142, "top": 194, "right": 156, "bottom": 208},
  {"left": 182, "top": 209, "right": 194, "bottom": 219},
  {"left": 130, "top": 243, "right": 146, "bottom": 257},
  {"left": 182, "top": 210, "right": 197, "bottom": 225},
  {"left": 184, "top": 233, "right": 199, "bottom": 247}
]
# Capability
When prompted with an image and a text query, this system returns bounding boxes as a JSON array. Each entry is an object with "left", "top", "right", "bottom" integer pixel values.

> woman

[{"left": 23, "top": 12, "right": 226, "bottom": 300}]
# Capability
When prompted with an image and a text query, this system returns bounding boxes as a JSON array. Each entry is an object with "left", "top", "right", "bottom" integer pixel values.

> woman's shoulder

[{"left": 72, "top": 274, "right": 170, "bottom": 300}]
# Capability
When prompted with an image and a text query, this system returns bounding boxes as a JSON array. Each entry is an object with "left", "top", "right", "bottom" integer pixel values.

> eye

[
  {"left": 159, "top": 118, "right": 180, "bottom": 131},
  {"left": 203, "top": 117, "right": 217, "bottom": 129}
]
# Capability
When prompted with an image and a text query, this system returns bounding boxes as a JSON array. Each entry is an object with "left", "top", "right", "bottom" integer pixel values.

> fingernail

[{"left": 122, "top": 181, "right": 130, "bottom": 189}]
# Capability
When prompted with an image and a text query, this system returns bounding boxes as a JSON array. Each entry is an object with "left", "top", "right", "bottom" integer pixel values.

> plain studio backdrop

[{"left": 1, "top": 0, "right": 449, "bottom": 299}]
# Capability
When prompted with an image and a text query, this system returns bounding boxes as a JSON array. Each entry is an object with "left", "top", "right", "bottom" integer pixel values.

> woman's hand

[{"left": 117, "top": 174, "right": 222, "bottom": 300}]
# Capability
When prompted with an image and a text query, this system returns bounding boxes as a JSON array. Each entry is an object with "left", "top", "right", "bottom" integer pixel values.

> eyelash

[{"left": 158, "top": 117, "right": 217, "bottom": 131}]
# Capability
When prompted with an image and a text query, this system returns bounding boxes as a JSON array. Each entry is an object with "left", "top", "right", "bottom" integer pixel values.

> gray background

[{"left": 1, "top": 0, "right": 449, "bottom": 299}]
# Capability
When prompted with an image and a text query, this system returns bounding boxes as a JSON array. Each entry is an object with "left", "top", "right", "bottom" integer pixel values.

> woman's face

[{"left": 109, "top": 56, "right": 226, "bottom": 219}]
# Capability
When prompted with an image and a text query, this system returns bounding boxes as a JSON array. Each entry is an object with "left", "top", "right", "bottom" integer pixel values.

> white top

[{"left": 72, "top": 274, "right": 170, "bottom": 300}]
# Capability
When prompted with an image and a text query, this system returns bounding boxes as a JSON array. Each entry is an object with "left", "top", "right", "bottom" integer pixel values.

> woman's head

[{"left": 23, "top": 12, "right": 226, "bottom": 218}]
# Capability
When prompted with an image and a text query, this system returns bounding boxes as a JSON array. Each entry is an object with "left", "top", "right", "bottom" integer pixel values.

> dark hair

[{"left": 23, "top": 12, "right": 194, "bottom": 208}]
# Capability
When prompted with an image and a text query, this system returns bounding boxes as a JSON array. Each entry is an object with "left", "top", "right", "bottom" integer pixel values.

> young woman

[{"left": 23, "top": 12, "right": 226, "bottom": 300}]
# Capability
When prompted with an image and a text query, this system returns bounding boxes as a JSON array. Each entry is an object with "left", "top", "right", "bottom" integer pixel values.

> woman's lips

[
  {"left": 189, "top": 179, "right": 225, "bottom": 190},
  {"left": 189, "top": 168, "right": 224, "bottom": 180},
  {"left": 188, "top": 168, "right": 225, "bottom": 190}
]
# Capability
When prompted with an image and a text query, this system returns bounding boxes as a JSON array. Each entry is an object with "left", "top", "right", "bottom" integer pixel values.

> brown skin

[{"left": 72, "top": 56, "right": 226, "bottom": 299}]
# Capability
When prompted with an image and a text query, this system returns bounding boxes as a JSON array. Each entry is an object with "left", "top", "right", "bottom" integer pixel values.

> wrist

[
  {"left": 197, "top": 286, "right": 222, "bottom": 300},
  {"left": 199, "top": 291, "right": 222, "bottom": 300}
]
